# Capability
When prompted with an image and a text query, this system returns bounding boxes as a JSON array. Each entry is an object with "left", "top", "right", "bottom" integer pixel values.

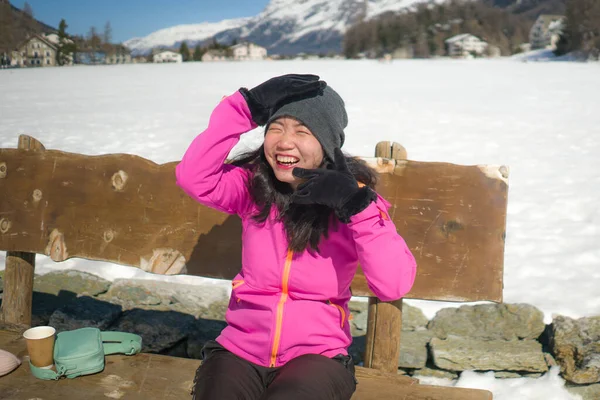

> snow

[
  {"left": 366, "top": 0, "right": 445, "bottom": 18},
  {"left": 123, "top": 0, "right": 430, "bottom": 54},
  {"left": 511, "top": 49, "right": 587, "bottom": 62},
  {"left": 1, "top": 58, "right": 599, "bottom": 399}
]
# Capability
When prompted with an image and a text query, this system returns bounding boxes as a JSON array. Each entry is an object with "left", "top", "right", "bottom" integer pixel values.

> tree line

[
  {"left": 173, "top": 38, "right": 235, "bottom": 62},
  {"left": 0, "top": 0, "right": 124, "bottom": 65},
  {"left": 555, "top": 0, "right": 600, "bottom": 59},
  {"left": 344, "top": 0, "right": 598, "bottom": 59},
  {"left": 343, "top": 0, "right": 533, "bottom": 58}
]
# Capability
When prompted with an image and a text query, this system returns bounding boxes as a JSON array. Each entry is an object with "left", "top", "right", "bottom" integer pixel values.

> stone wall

[{"left": 0, "top": 270, "right": 598, "bottom": 399}]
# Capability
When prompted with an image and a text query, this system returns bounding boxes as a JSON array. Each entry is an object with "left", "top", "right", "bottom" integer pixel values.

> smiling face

[{"left": 263, "top": 116, "right": 324, "bottom": 190}]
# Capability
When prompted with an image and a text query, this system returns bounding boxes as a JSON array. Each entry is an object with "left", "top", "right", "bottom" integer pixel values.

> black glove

[
  {"left": 239, "top": 74, "right": 326, "bottom": 126},
  {"left": 292, "top": 148, "right": 377, "bottom": 223}
]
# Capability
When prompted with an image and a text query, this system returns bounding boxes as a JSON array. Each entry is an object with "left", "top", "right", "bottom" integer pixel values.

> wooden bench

[{"left": 0, "top": 134, "right": 508, "bottom": 399}]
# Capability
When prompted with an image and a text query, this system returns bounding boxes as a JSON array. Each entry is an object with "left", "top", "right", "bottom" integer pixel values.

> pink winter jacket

[{"left": 175, "top": 91, "right": 417, "bottom": 368}]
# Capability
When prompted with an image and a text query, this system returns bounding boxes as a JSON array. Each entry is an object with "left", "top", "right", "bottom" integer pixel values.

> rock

[
  {"left": 29, "top": 271, "right": 112, "bottom": 326},
  {"left": 430, "top": 337, "right": 548, "bottom": 372},
  {"left": 524, "top": 373, "right": 543, "bottom": 378},
  {"left": 494, "top": 371, "right": 523, "bottom": 379},
  {"left": 34, "top": 271, "right": 111, "bottom": 296},
  {"left": 398, "top": 330, "right": 433, "bottom": 369},
  {"left": 349, "top": 301, "right": 368, "bottom": 335},
  {"left": 101, "top": 284, "right": 162, "bottom": 308},
  {"left": 545, "top": 352, "right": 558, "bottom": 368},
  {"left": 348, "top": 301, "right": 428, "bottom": 335},
  {"left": 98, "top": 279, "right": 228, "bottom": 315},
  {"left": 161, "top": 339, "right": 189, "bottom": 359},
  {"left": 32, "top": 289, "right": 78, "bottom": 327},
  {"left": 566, "top": 383, "right": 600, "bottom": 400},
  {"left": 402, "top": 304, "right": 429, "bottom": 331},
  {"left": 348, "top": 335, "right": 366, "bottom": 365},
  {"left": 413, "top": 367, "right": 458, "bottom": 380},
  {"left": 186, "top": 319, "right": 228, "bottom": 359},
  {"left": 550, "top": 315, "right": 600, "bottom": 384},
  {"left": 195, "top": 299, "right": 229, "bottom": 322},
  {"left": 428, "top": 303, "right": 545, "bottom": 341},
  {"left": 49, "top": 296, "right": 122, "bottom": 332},
  {"left": 109, "top": 308, "right": 196, "bottom": 353}
]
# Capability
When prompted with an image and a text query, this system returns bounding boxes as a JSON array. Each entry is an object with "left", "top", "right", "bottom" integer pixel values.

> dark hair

[{"left": 231, "top": 145, "right": 378, "bottom": 253}]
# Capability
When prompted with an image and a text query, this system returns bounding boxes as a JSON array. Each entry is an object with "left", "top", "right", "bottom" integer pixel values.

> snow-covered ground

[{"left": 1, "top": 58, "right": 599, "bottom": 399}]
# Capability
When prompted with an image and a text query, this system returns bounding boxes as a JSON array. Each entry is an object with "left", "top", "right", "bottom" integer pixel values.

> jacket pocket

[
  {"left": 232, "top": 280, "right": 245, "bottom": 302},
  {"left": 328, "top": 301, "right": 347, "bottom": 329},
  {"left": 232, "top": 280, "right": 245, "bottom": 290}
]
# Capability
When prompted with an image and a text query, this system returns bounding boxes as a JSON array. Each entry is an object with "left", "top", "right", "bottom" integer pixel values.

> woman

[{"left": 176, "top": 74, "right": 417, "bottom": 400}]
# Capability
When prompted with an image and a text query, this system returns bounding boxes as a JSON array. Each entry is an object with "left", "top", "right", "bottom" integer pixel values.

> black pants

[{"left": 192, "top": 340, "right": 357, "bottom": 400}]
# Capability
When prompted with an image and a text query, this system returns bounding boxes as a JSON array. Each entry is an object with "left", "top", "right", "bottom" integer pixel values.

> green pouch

[{"left": 29, "top": 327, "right": 142, "bottom": 380}]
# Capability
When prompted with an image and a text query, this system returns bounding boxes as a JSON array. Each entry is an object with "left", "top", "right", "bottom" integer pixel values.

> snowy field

[{"left": 1, "top": 58, "right": 599, "bottom": 399}]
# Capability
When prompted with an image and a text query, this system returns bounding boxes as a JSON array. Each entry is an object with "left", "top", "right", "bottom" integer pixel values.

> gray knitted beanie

[{"left": 266, "top": 85, "right": 348, "bottom": 162}]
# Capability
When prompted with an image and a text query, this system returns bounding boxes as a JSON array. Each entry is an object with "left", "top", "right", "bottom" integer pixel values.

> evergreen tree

[
  {"left": 557, "top": 0, "right": 600, "bottom": 58},
  {"left": 56, "top": 19, "right": 69, "bottom": 65},
  {"left": 193, "top": 44, "right": 203, "bottom": 61},
  {"left": 179, "top": 41, "right": 190, "bottom": 61}
]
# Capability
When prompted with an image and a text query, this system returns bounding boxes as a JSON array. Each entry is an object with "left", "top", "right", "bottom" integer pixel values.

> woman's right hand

[{"left": 239, "top": 74, "right": 326, "bottom": 126}]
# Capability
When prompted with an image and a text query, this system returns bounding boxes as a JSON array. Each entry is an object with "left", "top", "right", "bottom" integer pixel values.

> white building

[
  {"left": 202, "top": 50, "right": 227, "bottom": 62},
  {"left": 10, "top": 34, "right": 58, "bottom": 67},
  {"left": 230, "top": 42, "right": 267, "bottom": 61},
  {"left": 153, "top": 50, "right": 182, "bottom": 63},
  {"left": 106, "top": 45, "right": 132, "bottom": 64},
  {"left": 529, "top": 15, "right": 565, "bottom": 50},
  {"left": 445, "top": 34, "right": 488, "bottom": 58}
]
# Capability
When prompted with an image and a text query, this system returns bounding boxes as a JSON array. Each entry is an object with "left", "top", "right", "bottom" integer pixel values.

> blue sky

[{"left": 12, "top": 0, "right": 269, "bottom": 43}]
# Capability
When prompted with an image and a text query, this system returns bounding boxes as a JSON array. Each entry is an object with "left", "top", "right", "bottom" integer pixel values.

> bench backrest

[{"left": 0, "top": 135, "right": 508, "bottom": 303}]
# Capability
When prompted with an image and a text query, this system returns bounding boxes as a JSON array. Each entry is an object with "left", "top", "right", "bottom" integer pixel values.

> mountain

[
  {"left": 0, "top": 0, "right": 57, "bottom": 52},
  {"left": 123, "top": 17, "right": 252, "bottom": 54},
  {"left": 124, "top": 0, "right": 436, "bottom": 56}
]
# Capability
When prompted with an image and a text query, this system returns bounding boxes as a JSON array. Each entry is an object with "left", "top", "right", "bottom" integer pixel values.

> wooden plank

[
  {"left": 352, "top": 160, "right": 508, "bottom": 302},
  {"left": 0, "top": 330, "right": 493, "bottom": 400},
  {"left": 362, "top": 142, "right": 405, "bottom": 373},
  {"left": 0, "top": 252, "right": 35, "bottom": 327},
  {"left": 375, "top": 141, "right": 392, "bottom": 158},
  {"left": 0, "top": 135, "right": 44, "bottom": 327},
  {"left": 391, "top": 142, "right": 407, "bottom": 160},
  {"left": 0, "top": 147, "right": 507, "bottom": 302},
  {"left": 364, "top": 298, "right": 403, "bottom": 372}
]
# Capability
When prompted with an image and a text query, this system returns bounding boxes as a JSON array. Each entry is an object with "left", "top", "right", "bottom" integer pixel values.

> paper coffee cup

[{"left": 23, "top": 326, "right": 56, "bottom": 369}]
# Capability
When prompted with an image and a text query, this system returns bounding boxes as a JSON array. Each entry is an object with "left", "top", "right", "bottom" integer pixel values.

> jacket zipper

[{"left": 269, "top": 249, "right": 293, "bottom": 367}]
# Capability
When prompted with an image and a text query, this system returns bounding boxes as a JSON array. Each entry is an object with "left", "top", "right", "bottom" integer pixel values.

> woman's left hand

[{"left": 292, "top": 148, "right": 376, "bottom": 223}]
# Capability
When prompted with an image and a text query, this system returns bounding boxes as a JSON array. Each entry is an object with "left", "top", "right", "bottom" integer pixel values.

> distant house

[
  {"left": 106, "top": 45, "right": 132, "bottom": 64},
  {"left": 75, "top": 51, "right": 107, "bottom": 65},
  {"left": 11, "top": 34, "right": 58, "bottom": 67},
  {"left": 202, "top": 49, "right": 228, "bottom": 62},
  {"left": 153, "top": 50, "right": 182, "bottom": 63},
  {"left": 445, "top": 34, "right": 488, "bottom": 58},
  {"left": 230, "top": 42, "right": 267, "bottom": 61},
  {"left": 132, "top": 55, "right": 148, "bottom": 64},
  {"left": 529, "top": 15, "right": 565, "bottom": 50}
]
